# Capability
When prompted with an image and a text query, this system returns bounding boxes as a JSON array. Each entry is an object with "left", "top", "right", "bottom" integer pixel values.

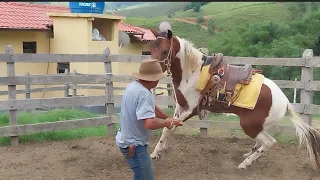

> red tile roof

[
  {"left": 131, "top": 25, "right": 156, "bottom": 41},
  {"left": 0, "top": 2, "right": 69, "bottom": 29},
  {"left": 118, "top": 22, "right": 144, "bottom": 35},
  {"left": 118, "top": 22, "right": 155, "bottom": 41},
  {"left": 0, "top": 2, "right": 155, "bottom": 41}
]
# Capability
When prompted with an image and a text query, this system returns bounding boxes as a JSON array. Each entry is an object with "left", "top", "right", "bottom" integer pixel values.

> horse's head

[{"left": 148, "top": 28, "right": 180, "bottom": 73}]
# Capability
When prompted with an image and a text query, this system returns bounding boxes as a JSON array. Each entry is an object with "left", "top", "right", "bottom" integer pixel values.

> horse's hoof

[
  {"left": 237, "top": 163, "right": 247, "bottom": 169},
  {"left": 150, "top": 153, "right": 160, "bottom": 160}
]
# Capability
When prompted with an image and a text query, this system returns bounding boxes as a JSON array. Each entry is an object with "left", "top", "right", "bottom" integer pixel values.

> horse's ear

[
  {"left": 167, "top": 30, "right": 173, "bottom": 40},
  {"left": 149, "top": 27, "right": 159, "bottom": 37}
]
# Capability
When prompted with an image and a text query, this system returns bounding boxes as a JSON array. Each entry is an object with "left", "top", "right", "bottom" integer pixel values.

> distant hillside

[
  {"left": 123, "top": 2, "right": 292, "bottom": 47},
  {"left": 173, "top": 2, "right": 272, "bottom": 17},
  {"left": 30, "top": 2, "right": 150, "bottom": 11},
  {"left": 123, "top": 17, "right": 211, "bottom": 48},
  {"left": 105, "top": 2, "right": 150, "bottom": 11},
  {"left": 114, "top": 2, "right": 189, "bottom": 18},
  {"left": 176, "top": 2, "right": 291, "bottom": 31}
]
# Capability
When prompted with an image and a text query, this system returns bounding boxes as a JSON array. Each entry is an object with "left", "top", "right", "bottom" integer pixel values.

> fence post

[
  {"left": 25, "top": 72, "right": 31, "bottom": 113},
  {"left": 104, "top": 47, "right": 115, "bottom": 136},
  {"left": 199, "top": 127, "right": 208, "bottom": 138},
  {"left": 72, "top": 70, "right": 77, "bottom": 97},
  {"left": 64, "top": 69, "right": 69, "bottom": 97},
  {"left": 300, "top": 49, "right": 313, "bottom": 125},
  {"left": 6, "top": 45, "right": 18, "bottom": 146},
  {"left": 293, "top": 77, "right": 297, "bottom": 103}
]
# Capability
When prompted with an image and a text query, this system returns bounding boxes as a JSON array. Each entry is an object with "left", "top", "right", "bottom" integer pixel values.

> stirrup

[
  {"left": 223, "top": 101, "right": 231, "bottom": 108},
  {"left": 225, "top": 92, "right": 233, "bottom": 100},
  {"left": 224, "top": 92, "right": 233, "bottom": 108}
]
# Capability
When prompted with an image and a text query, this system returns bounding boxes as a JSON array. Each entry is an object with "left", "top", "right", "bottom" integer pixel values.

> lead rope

[{"left": 156, "top": 37, "right": 180, "bottom": 126}]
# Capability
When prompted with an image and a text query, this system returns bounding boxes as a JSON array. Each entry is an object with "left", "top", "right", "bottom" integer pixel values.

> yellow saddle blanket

[{"left": 196, "top": 65, "right": 264, "bottom": 110}]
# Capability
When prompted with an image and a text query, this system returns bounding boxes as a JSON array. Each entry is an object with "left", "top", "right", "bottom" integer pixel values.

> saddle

[
  {"left": 200, "top": 53, "right": 262, "bottom": 107},
  {"left": 225, "top": 64, "right": 253, "bottom": 94}
]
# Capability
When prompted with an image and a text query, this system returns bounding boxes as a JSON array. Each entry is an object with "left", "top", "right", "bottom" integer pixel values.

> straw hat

[{"left": 132, "top": 59, "right": 166, "bottom": 81}]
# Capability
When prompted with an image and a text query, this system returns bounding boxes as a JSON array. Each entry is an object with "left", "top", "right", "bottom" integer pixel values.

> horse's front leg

[
  {"left": 150, "top": 108, "right": 191, "bottom": 159},
  {"left": 150, "top": 126, "right": 177, "bottom": 159}
]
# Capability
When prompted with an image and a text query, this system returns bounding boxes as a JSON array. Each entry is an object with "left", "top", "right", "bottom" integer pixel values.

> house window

[
  {"left": 23, "top": 42, "right": 37, "bottom": 53},
  {"left": 91, "top": 18, "right": 113, "bottom": 41},
  {"left": 57, "top": 63, "right": 70, "bottom": 74},
  {"left": 142, "top": 51, "right": 151, "bottom": 55}
]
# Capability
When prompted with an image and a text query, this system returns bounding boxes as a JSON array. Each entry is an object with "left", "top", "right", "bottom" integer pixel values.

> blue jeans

[{"left": 119, "top": 145, "right": 154, "bottom": 180}]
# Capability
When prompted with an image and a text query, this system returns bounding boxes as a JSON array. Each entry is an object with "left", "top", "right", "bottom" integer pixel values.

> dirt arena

[{"left": 1, "top": 131, "right": 320, "bottom": 180}]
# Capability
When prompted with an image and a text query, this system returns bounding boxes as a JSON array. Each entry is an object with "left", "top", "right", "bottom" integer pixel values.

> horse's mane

[{"left": 179, "top": 37, "right": 203, "bottom": 75}]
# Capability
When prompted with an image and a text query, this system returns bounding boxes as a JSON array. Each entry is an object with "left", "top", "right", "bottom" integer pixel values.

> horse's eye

[{"left": 163, "top": 50, "right": 168, "bottom": 55}]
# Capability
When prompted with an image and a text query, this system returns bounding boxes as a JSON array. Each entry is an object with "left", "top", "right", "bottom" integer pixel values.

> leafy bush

[
  {"left": 184, "top": 2, "right": 209, "bottom": 11},
  {"left": 196, "top": 16, "right": 204, "bottom": 24},
  {"left": 207, "top": 18, "right": 215, "bottom": 34},
  {"left": 193, "top": 4, "right": 201, "bottom": 12}
]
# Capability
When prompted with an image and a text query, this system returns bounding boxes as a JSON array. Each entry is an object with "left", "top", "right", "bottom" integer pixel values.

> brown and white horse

[{"left": 148, "top": 28, "right": 320, "bottom": 170}]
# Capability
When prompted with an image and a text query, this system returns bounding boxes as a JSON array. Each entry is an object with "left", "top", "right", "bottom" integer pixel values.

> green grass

[
  {"left": 174, "top": 2, "right": 271, "bottom": 18},
  {"left": 123, "top": 17, "right": 164, "bottom": 30},
  {"left": 115, "top": 2, "right": 189, "bottom": 18},
  {"left": 210, "top": 2, "right": 291, "bottom": 30},
  {"left": 169, "top": 21, "right": 213, "bottom": 48},
  {"left": 116, "top": 2, "right": 156, "bottom": 11},
  {"left": 0, "top": 108, "right": 318, "bottom": 146},
  {"left": 0, "top": 108, "right": 104, "bottom": 145}
]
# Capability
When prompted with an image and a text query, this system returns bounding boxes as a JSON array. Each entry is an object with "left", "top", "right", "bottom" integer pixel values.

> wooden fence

[{"left": 0, "top": 45, "right": 320, "bottom": 146}]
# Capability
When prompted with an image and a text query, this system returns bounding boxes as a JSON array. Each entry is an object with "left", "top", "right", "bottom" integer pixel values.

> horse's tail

[{"left": 287, "top": 102, "right": 320, "bottom": 170}]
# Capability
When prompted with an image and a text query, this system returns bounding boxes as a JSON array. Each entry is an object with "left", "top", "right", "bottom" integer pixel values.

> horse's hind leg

[
  {"left": 238, "top": 131, "right": 276, "bottom": 169},
  {"left": 243, "top": 140, "right": 261, "bottom": 158}
]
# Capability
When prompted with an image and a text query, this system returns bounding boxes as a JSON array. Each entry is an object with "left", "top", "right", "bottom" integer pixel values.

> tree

[
  {"left": 196, "top": 16, "right": 204, "bottom": 24},
  {"left": 193, "top": 4, "right": 201, "bottom": 12}
]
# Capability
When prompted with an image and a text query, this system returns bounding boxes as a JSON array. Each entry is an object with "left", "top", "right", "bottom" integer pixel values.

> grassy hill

[
  {"left": 123, "top": 17, "right": 212, "bottom": 48},
  {"left": 123, "top": 2, "right": 293, "bottom": 48},
  {"left": 173, "top": 2, "right": 273, "bottom": 17},
  {"left": 202, "top": 2, "right": 291, "bottom": 30},
  {"left": 35, "top": 2, "right": 151, "bottom": 11},
  {"left": 115, "top": 2, "right": 189, "bottom": 18},
  {"left": 114, "top": 2, "right": 155, "bottom": 11},
  {"left": 105, "top": 2, "right": 149, "bottom": 10}
]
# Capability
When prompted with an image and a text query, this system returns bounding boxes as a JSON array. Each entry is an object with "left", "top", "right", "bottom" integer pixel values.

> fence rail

[
  {"left": 0, "top": 45, "right": 320, "bottom": 146},
  {"left": 0, "top": 54, "right": 307, "bottom": 66}
]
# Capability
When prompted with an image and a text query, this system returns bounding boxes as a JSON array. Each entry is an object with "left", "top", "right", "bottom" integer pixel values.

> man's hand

[
  {"left": 166, "top": 118, "right": 183, "bottom": 129},
  {"left": 144, "top": 117, "right": 183, "bottom": 130}
]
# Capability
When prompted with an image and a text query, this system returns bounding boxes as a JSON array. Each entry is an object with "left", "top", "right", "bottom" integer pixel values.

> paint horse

[{"left": 148, "top": 28, "right": 320, "bottom": 170}]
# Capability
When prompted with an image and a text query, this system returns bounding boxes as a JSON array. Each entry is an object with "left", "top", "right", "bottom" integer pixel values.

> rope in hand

[{"left": 156, "top": 36, "right": 180, "bottom": 129}]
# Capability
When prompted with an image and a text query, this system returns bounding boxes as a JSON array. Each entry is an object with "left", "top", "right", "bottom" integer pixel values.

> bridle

[{"left": 155, "top": 36, "right": 182, "bottom": 119}]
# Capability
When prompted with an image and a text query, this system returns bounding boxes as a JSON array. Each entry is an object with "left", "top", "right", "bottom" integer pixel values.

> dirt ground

[{"left": 1, "top": 130, "right": 320, "bottom": 180}]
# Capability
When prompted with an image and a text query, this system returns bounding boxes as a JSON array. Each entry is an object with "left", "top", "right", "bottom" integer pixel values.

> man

[{"left": 115, "top": 59, "right": 183, "bottom": 180}]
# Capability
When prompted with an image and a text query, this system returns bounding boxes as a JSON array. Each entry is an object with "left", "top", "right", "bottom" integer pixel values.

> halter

[{"left": 156, "top": 36, "right": 181, "bottom": 119}]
